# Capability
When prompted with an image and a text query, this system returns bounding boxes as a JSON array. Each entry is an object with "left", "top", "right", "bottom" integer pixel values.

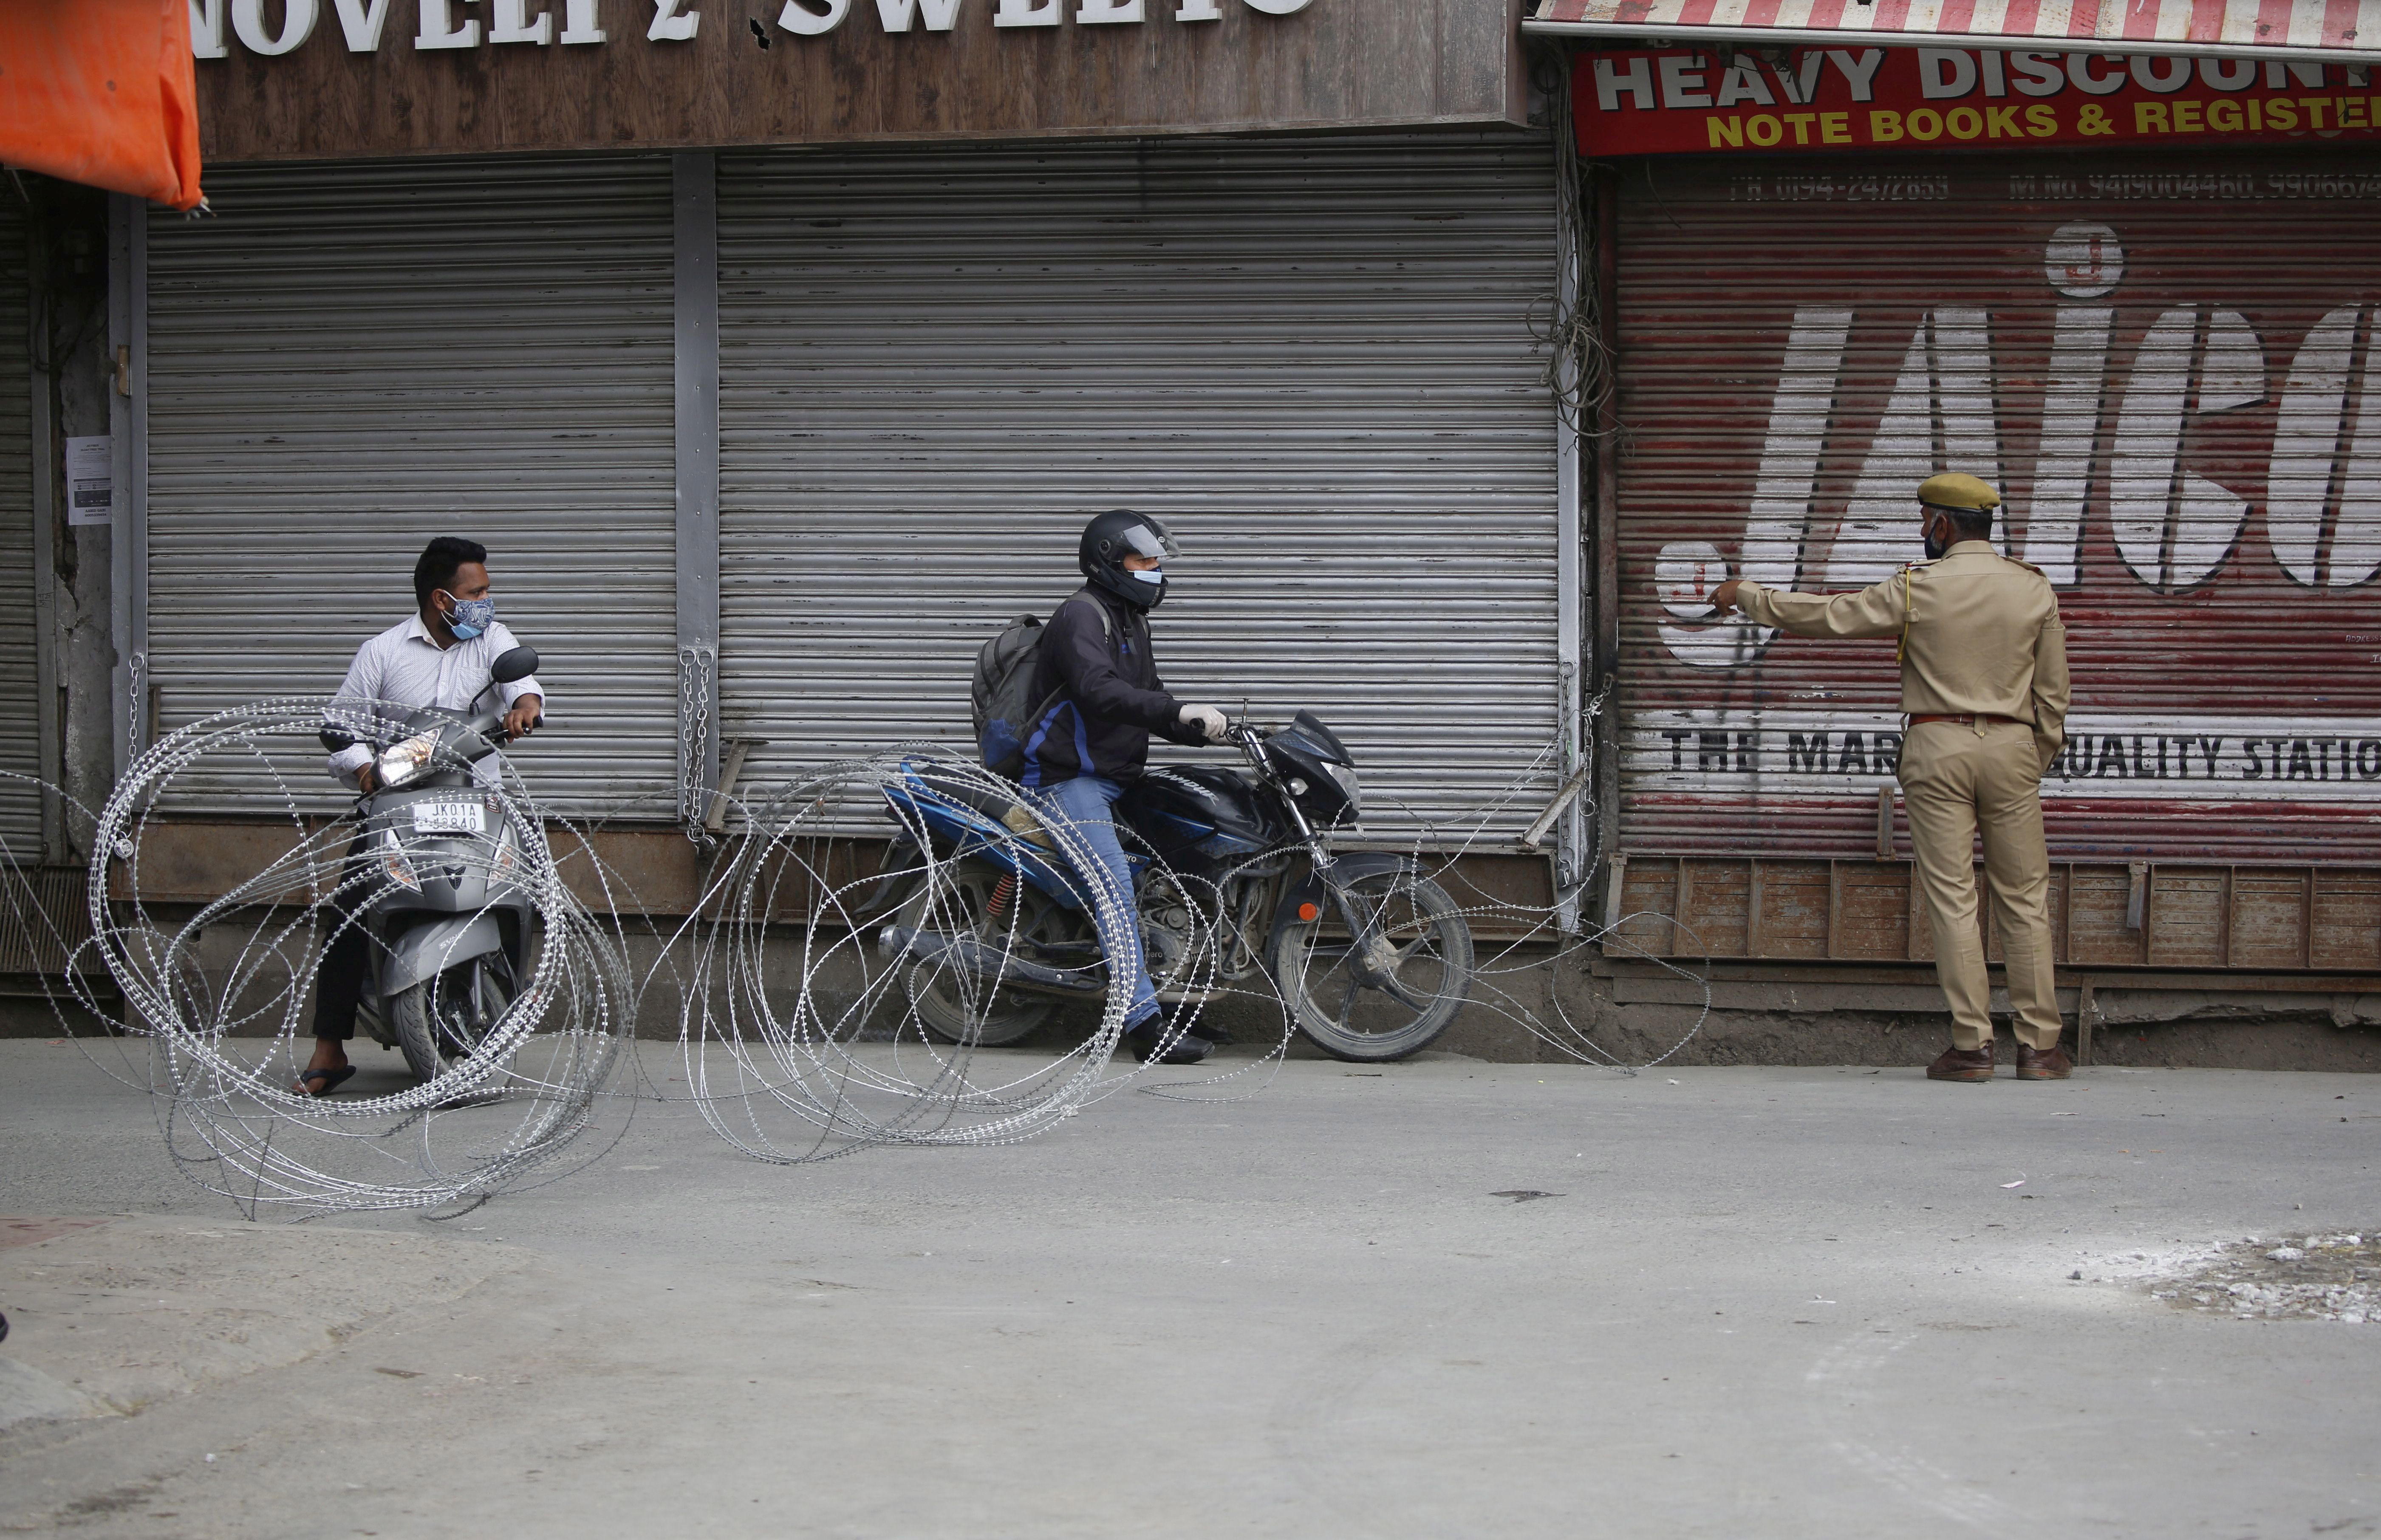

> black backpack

[{"left": 971, "top": 598, "right": 1109, "bottom": 780}]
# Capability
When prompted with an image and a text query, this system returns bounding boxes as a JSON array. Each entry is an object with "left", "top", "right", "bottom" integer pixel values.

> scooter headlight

[
  {"left": 379, "top": 828, "right": 421, "bottom": 891},
  {"left": 376, "top": 730, "right": 440, "bottom": 790}
]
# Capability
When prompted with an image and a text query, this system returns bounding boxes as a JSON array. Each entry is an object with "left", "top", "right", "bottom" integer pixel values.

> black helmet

[{"left": 1078, "top": 509, "right": 1181, "bottom": 612}]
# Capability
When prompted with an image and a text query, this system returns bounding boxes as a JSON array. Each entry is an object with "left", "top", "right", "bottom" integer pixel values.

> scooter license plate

[{"left": 411, "top": 801, "right": 487, "bottom": 836}]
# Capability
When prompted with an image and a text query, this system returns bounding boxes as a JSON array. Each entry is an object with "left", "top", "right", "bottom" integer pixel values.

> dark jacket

[{"left": 1021, "top": 585, "right": 1201, "bottom": 788}]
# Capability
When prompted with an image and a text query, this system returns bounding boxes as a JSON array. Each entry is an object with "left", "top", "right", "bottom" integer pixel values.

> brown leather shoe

[
  {"left": 1926, "top": 1043, "right": 1994, "bottom": 1082},
  {"left": 2016, "top": 1043, "right": 2073, "bottom": 1080}
]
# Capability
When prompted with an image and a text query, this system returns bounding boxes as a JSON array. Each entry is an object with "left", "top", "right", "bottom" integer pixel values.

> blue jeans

[{"left": 1033, "top": 774, "right": 1159, "bottom": 1029}]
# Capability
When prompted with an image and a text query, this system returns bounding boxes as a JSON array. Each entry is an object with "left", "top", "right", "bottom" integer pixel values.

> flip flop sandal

[{"left": 296, "top": 1065, "right": 358, "bottom": 1097}]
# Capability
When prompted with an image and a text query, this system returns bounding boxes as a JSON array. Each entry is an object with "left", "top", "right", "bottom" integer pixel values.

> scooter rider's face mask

[
  {"left": 439, "top": 590, "right": 497, "bottom": 641},
  {"left": 1131, "top": 566, "right": 1164, "bottom": 586}
]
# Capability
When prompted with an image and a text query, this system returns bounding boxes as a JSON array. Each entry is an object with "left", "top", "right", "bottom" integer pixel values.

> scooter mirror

[
  {"left": 489, "top": 646, "right": 540, "bottom": 685},
  {"left": 319, "top": 727, "right": 356, "bottom": 752}
]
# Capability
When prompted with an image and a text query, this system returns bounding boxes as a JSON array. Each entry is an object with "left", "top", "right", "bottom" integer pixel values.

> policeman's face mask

[{"left": 1921, "top": 509, "right": 1954, "bottom": 561}]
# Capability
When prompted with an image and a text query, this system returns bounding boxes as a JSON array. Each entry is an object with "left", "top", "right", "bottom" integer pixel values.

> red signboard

[{"left": 1574, "top": 47, "right": 2381, "bottom": 157}]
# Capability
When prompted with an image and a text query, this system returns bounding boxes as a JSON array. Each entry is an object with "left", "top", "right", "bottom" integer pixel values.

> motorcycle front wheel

[
  {"left": 1268, "top": 863, "right": 1472, "bottom": 1063},
  {"left": 389, "top": 951, "right": 516, "bottom": 1085}
]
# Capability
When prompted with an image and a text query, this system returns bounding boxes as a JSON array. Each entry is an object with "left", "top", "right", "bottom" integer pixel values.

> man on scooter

[
  {"left": 296, "top": 537, "right": 546, "bottom": 1096},
  {"left": 1023, "top": 511, "right": 1230, "bottom": 1065}
]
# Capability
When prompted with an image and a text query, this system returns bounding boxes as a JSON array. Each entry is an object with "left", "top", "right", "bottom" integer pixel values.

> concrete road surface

[{"left": 1, "top": 1038, "right": 2376, "bottom": 1539}]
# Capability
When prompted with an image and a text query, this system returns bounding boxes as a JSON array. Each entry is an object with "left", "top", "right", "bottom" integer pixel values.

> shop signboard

[
  {"left": 1575, "top": 47, "right": 2381, "bottom": 156},
  {"left": 181, "top": 0, "right": 1524, "bottom": 161}
]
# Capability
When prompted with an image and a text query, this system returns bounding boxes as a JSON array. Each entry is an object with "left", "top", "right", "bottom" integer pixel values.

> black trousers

[{"left": 309, "top": 833, "right": 371, "bottom": 1042}]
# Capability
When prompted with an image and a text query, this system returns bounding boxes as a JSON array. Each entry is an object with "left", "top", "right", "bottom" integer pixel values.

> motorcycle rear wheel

[
  {"left": 1269, "top": 864, "right": 1472, "bottom": 1062},
  {"left": 900, "top": 859, "right": 1077, "bottom": 1048},
  {"left": 390, "top": 952, "right": 515, "bottom": 1085}
]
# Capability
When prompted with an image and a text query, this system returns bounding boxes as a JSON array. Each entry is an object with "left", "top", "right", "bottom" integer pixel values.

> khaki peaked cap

[{"left": 1917, "top": 472, "right": 2001, "bottom": 512}]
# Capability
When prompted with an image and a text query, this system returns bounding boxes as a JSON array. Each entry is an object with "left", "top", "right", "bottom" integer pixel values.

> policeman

[{"left": 1709, "top": 474, "right": 2073, "bottom": 1082}]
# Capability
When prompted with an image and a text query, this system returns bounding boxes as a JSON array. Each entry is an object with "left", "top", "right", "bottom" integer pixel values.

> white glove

[{"left": 1178, "top": 704, "right": 1228, "bottom": 743}]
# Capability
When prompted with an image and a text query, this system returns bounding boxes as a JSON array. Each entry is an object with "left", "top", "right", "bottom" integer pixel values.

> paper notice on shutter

[{"left": 66, "top": 436, "right": 112, "bottom": 526}]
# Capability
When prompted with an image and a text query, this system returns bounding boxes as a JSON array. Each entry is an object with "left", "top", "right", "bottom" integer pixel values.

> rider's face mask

[
  {"left": 1131, "top": 566, "right": 1164, "bottom": 585},
  {"left": 440, "top": 590, "right": 497, "bottom": 640}
]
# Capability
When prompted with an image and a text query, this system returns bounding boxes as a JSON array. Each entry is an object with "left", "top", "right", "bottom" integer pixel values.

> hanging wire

[{"left": 1531, "top": 44, "right": 1621, "bottom": 449}]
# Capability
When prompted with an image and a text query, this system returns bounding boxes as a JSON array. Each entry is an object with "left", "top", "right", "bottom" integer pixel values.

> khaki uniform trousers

[{"left": 1898, "top": 718, "right": 2064, "bottom": 1052}]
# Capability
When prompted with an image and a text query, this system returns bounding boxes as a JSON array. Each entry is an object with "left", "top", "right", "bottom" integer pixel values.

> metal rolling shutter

[
  {"left": 715, "top": 132, "right": 1561, "bottom": 841},
  {"left": 0, "top": 198, "right": 37, "bottom": 855},
  {"left": 1615, "top": 149, "right": 2381, "bottom": 863},
  {"left": 144, "top": 156, "right": 679, "bottom": 818}
]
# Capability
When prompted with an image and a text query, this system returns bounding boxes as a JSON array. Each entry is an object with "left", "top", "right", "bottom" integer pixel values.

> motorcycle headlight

[
  {"left": 1322, "top": 760, "right": 1362, "bottom": 823},
  {"left": 379, "top": 828, "right": 421, "bottom": 891},
  {"left": 376, "top": 730, "right": 440, "bottom": 790}
]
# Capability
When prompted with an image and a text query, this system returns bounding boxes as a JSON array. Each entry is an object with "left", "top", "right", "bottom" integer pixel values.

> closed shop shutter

[
  {"left": 144, "top": 156, "right": 679, "bottom": 818},
  {"left": 1615, "top": 149, "right": 2381, "bottom": 865},
  {"left": 715, "top": 132, "right": 1561, "bottom": 841},
  {"left": 0, "top": 197, "right": 37, "bottom": 855}
]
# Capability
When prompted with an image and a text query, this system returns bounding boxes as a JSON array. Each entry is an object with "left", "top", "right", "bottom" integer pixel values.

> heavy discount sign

[{"left": 1573, "top": 47, "right": 2381, "bottom": 156}]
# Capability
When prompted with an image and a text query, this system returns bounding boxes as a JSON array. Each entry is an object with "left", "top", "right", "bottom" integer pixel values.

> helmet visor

[{"left": 1123, "top": 517, "right": 1182, "bottom": 564}]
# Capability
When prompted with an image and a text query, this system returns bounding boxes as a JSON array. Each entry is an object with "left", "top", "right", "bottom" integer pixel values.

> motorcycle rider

[
  {"left": 296, "top": 537, "right": 545, "bottom": 1096},
  {"left": 1023, "top": 511, "right": 1230, "bottom": 1065}
]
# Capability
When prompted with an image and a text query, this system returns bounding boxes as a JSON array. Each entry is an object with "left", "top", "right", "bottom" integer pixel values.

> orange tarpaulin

[{"left": 0, "top": 0, "right": 203, "bottom": 209}]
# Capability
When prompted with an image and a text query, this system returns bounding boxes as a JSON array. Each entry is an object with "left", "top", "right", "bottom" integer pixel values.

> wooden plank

[
  {"left": 1606, "top": 853, "right": 2381, "bottom": 974},
  {"left": 1675, "top": 859, "right": 1750, "bottom": 958},
  {"left": 2312, "top": 870, "right": 2381, "bottom": 971},
  {"left": 1757, "top": 861, "right": 1832, "bottom": 959},
  {"left": 2145, "top": 867, "right": 2226, "bottom": 967},
  {"left": 1615, "top": 857, "right": 1680, "bottom": 953},
  {"left": 2231, "top": 868, "right": 2314, "bottom": 970},
  {"left": 1833, "top": 862, "right": 1909, "bottom": 960},
  {"left": 2068, "top": 865, "right": 2142, "bottom": 965}
]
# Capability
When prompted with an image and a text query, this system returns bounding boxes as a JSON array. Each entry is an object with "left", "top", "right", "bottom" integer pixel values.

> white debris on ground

[{"left": 2141, "top": 1232, "right": 2380, "bottom": 1323}]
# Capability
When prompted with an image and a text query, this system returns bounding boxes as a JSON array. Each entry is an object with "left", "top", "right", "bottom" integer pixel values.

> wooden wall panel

[
  {"left": 194, "top": 0, "right": 1528, "bottom": 164},
  {"left": 1758, "top": 862, "right": 1830, "bottom": 959},
  {"left": 2148, "top": 869, "right": 2226, "bottom": 968},
  {"left": 1675, "top": 859, "right": 1749, "bottom": 958},
  {"left": 2312, "top": 872, "right": 2381, "bottom": 971},
  {"left": 2233, "top": 870, "right": 2313, "bottom": 970},
  {"left": 1832, "top": 863, "right": 1907, "bottom": 961},
  {"left": 1605, "top": 856, "right": 2381, "bottom": 979},
  {"left": 2069, "top": 867, "right": 2143, "bottom": 966}
]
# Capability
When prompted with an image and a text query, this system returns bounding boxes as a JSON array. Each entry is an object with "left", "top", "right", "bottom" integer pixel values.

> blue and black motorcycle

[{"left": 873, "top": 712, "right": 1473, "bottom": 1063}]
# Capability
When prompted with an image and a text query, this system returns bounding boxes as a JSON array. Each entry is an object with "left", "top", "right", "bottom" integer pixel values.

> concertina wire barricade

[{"left": 0, "top": 696, "right": 1712, "bottom": 1219}]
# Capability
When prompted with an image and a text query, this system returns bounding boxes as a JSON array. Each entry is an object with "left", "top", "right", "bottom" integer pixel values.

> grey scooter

[{"left": 318, "top": 646, "right": 543, "bottom": 1085}]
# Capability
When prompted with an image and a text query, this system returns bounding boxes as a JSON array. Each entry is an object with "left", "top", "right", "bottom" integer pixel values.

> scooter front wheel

[
  {"left": 390, "top": 953, "right": 515, "bottom": 1085},
  {"left": 1269, "top": 864, "right": 1472, "bottom": 1062}
]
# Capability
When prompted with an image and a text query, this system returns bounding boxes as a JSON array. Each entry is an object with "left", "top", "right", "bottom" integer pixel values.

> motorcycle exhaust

[{"left": 878, "top": 925, "right": 1104, "bottom": 999}]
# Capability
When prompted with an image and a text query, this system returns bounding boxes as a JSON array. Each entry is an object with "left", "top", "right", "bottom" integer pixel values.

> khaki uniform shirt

[{"left": 1737, "top": 541, "right": 2071, "bottom": 772}]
